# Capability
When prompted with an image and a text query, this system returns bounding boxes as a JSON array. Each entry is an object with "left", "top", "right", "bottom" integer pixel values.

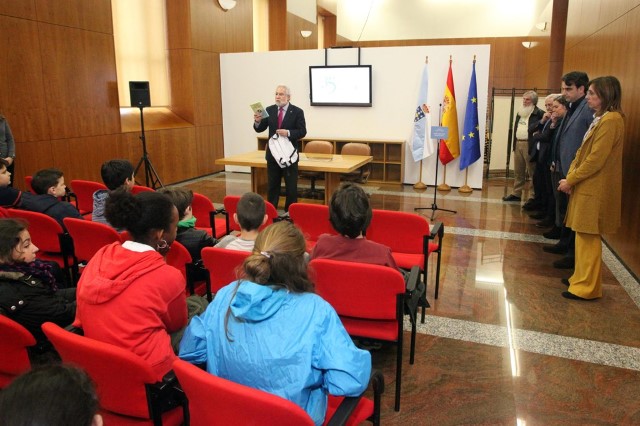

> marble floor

[{"left": 178, "top": 172, "right": 640, "bottom": 426}]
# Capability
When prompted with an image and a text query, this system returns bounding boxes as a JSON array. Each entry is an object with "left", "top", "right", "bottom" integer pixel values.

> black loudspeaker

[{"left": 129, "top": 81, "right": 151, "bottom": 108}]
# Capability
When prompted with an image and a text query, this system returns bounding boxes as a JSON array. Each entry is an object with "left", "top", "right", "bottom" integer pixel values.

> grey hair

[
  {"left": 523, "top": 90, "right": 538, "bottom": 105},
  {"left": 545, "top": 93, "right": 561, "bottom": 102},
  {"left": 276, "top": 85, "right": 291, "bottom": 96}
]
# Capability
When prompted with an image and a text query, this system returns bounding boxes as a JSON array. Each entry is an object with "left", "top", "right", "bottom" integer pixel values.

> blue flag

[
  {"left": 411, "top": 63, "right": 435, "bottom": 162},
  {"left": 459, "top": 61, "right": 481, "bottom": 170}
]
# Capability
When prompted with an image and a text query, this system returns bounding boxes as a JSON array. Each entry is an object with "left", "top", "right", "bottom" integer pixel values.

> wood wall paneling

[
  {"left": 34, "top": 0, "right": 113, "bottom": 34},
  {"left": 166, "top": 0, "right": 192, "bottom": 50},
  {"left": 167, "top": 49, "right": 196, "bottom": 124},
  {"left": 287, "top": 13, "right": 318, "bottom": 51},
  {"left": 224, "top": 0, "right": 253, "bottom": 53},
  {"left": 51, "top": 134, "right": 128, "bottom": 183},
  {"left": 0, "top": 15, "right": 50, "bottom": 142},
  {"left": 192, "top": 51, "right": 221, "bottom": 126},
  {"left": 190, "top": 0, "right": 225, "bottom": 52},
  {"left": 14, "top": 140, "right": 55, "bottom": 189},
  {"left": 39, "top": 23, "right": 120, "bottom": 139},
  {"left": 323, "top": 16, "right": 336, "bottom": 48},
  {"left": 0, "top": 0, "right": 36, "bottom": 19},
  {"left": 195, "top": 125, "right": 224, "bottom": 178},
  {"left": 122, "top": 127, "right": 197, "bottom": 185},
  {"left": 564, "top": 2, "right": 640, "bottom": 276},
  {"left": 268, "top": 0, "right": 287, "bottom": 51}
]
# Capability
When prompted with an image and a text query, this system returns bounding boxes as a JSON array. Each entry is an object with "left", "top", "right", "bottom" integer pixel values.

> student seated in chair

[
  {"left": 215, "top": 192, "right": 267, "bottom": 252},
  {"left": 159, "top": 187, "right": 215, "bottom": 263},
  {"left": 92, "top": 159, "right": 135, "bottom": 227},
  {"left": 310, "top": 182, "right": 398, "bottom": 269},
  {"left": 179, "top": 221, "right": 371, "bottom": 425},
  {"left": 75, "top": 189, "right": 200, "bottom": 381},
  {"left": 0, "top": 364, "right": 103, "bottom": 426},
  {"left": 0, "top": 218, "right": 76, "bottom": 344},
  {"left": 0, "top": 158, "right": 22, "bottom": 208},
  {"left": 20, "top": 168, "right": 83, "bottom": 230}
]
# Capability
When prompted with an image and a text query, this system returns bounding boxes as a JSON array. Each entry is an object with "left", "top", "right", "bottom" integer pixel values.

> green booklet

[{"left": 250, "top": 102, "right": 269, "bottom": 119}]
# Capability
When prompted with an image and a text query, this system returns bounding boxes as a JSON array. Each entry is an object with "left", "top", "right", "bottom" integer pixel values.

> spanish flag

[{"left": 439, "top": 61, "right": 460, "bottom": 165}]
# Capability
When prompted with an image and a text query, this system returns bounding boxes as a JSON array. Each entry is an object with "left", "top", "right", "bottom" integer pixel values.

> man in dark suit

[
  {"left": 253, "top": 85, "right": 307, "bottom": 212},
  {"left": 543, "top": 71, "right": 593, "bottom": 269}
]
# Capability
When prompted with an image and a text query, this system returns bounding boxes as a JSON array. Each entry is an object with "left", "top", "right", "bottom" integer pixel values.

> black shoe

[
  {"left": 543, "top": 227, "right": 561, "bottom": 239},
  {"left": 502, "top": 194, "right": 521, "bottom": 202},
  {"left": 561, "top": 278, "right": 570, "bottom": 286},
  {"left": 562, "top": 291, "right": 588, "bottom": 300},
  {"left": 553, "top": 257, "right": 575, "bottom": 269},
  {"left": 543, "top": 243, "right": 568, "bottom": 254},
  {"left": 529, "top": 212, "right": 546, "bottom": 220},
  {"left": 536, "top": 218, "right": 554, "bottom": 228},
  {"left": 522, "top": 199, "right": 541, "bottom": 210}
]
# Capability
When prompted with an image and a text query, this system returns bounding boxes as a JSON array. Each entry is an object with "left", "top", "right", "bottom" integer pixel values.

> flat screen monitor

[{"left": 309, "top": 65, "right": 372, "bottom": 107}]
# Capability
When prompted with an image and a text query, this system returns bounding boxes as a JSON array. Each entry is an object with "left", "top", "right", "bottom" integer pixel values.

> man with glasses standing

[{"left": 253, "top": 85, "right": 307, "bottom": 213}]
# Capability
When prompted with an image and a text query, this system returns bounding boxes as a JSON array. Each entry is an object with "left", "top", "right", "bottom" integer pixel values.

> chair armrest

[
  {"left": 429, "top": 221, "right": 444, "bottom": 241},
  {"left": 404, "top": 265, "right": 421, "bottom": 293},
  {"left": 326, "top": 370, "right": 384, "bottom": 426},
  {"left": 146, "top": 371, "right": 188, "bottom": 422},
  {"left": 64, "top": 324, "right": 84, "bottom": 335}
]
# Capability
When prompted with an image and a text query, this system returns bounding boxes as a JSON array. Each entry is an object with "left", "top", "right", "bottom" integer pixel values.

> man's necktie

[{"left": 277, "top": 107, "right": 284, "bottom": 128}]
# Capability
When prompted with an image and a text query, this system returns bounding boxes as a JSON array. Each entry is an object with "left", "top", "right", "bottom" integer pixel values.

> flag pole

[
  {"left": 458, "top": 168, "right": 473, "bottom": 193},
  {"left": 437, "top": 164, "right": 451, "bottom": 191},
  {"left": 458, "top": 55, "right": 477, "bottom": 194},
  {"left": 414, "top": 161, "right": 427, "bottom": 189},
  {"left": 414, "top": 55, "right": 429, "bottom": 190}
]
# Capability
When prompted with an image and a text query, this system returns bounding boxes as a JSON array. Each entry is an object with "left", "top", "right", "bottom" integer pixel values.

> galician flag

[
  {"left": 459, "top": 60, "right": 481, "bottom": 170},
  {"left": 439, "top": 61, "right": 460, "bottom": 165},
  {"left": 411, "top": 62, "right": 435, "bottom": 162}
]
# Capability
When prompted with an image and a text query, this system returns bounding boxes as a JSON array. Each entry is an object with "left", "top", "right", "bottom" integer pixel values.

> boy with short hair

[
  {"left": 158, "top": 187, "right": 215, "bottom": 262},
  {"left": 215, "top": 192, "right": 267, "bottom": 252},
  {"left": 0, "top": 158, "right": 22, "bottom": 208},
  {"left": 20, "top": 168, "right": 83, "bottom": 229},
  {"left": 310, "top": 182, "right": 397, "bottom": 268},
  {"left": 92, "top": 159, "right": 134, "bottom": 226}
]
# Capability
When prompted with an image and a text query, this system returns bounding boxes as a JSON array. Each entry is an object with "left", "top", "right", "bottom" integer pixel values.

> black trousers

[{"left": 267, "top": 160, "right": 298, "bottom": 212}]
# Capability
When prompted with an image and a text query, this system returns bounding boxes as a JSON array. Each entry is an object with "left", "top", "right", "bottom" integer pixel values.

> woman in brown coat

[{"left": 558, "top": 76, "right": 624, "bottom": 300}]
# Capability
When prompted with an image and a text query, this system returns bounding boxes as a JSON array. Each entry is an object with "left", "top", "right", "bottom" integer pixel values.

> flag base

[
  {"left": 437, "top": 183, "right": 451, "bottom": 191},
  {"left": 413, "top": 181, "right": 427, "bottom": 190},
  {"left": 458, "top": 185, "right": 473, "bottom": 193}
]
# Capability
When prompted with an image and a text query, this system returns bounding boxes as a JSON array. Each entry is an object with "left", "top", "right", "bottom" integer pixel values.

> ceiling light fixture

[
  {"left": 300, "top": 30, "right": 313, "bottom": 38},
  {"left": 535, "top": 22, "right": 548, "bottom": 31},
  {"left": 521, "top": 41, "right": 538, "bottom": 49}
]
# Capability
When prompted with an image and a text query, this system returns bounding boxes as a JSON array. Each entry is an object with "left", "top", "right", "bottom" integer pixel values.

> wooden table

[{"left": 216, "top": 150, "right": 372, "bottom": 205}]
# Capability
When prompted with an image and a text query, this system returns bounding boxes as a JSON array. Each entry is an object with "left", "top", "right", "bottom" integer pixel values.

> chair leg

[
  {"left": 421, "top": 269, "right": 428, "bottom": 323},
  {"left": 394, "top": 334, "right": 402, "bottom": 412},
  {"left": 409, "top": 310, "right": 417, "bottom": 365},
  {"left": 434, "top": 252, "right": 442, "bottom": 299}
]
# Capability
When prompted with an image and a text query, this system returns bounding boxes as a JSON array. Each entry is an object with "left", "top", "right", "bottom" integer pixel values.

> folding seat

[
  {"left": 0, "top": 315, "right": 35, "bottom": 389},
  {"left": 200, "top": 246, "right": 250, "bottom": 294},
  {"left": 191, "top": 192, "right": 227, "bottom": 238},
  {"left": 69, "top": 179, "right": 107, "bottom": 216},
  {"left": 165, "top": 240, "right": 211, "bottom": 301},
  {"left": 63, "top": 217, "right": 122, "bottom": 271},
  {"left": 367, "top": 209, "right": 444, "bottom": 320},
  {"left": 173, "top": 359, "right": 383, "bottom": 426},
  {"left": 288, "top": 202, "right": 336, "bottom": 252},
  {"left": 42, "top": 322, "right": 187, "bottom": 426},
  {"left": 310, "top": 258, "right": 420, "bottom": 412}
]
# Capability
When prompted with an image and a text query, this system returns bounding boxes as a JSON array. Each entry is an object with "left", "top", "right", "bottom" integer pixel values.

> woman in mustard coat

[{"left": 558, "top": 76, "right": 624, "bottom": 300}]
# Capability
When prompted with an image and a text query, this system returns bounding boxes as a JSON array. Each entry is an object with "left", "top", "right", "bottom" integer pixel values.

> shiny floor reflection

[{"left": 178, "top": 173, "right": 640, "bottom": 425}]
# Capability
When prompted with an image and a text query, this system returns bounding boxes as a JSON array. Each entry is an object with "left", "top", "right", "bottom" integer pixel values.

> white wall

[{"left": 220, "top": 44, "right": 491, "bottom": 189}]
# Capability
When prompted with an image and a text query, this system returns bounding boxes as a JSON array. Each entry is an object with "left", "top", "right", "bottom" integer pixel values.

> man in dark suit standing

[
  {"left": 253, "top": 85, "right": 307, "bottom": 212},
  {"left": 543, "top": 71, "right": 593, "bottom": 270}
]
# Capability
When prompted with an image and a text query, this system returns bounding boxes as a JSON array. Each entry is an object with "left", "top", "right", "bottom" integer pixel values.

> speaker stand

[{"left": 134, "top": 106, "right": 163, "bottom": 189}]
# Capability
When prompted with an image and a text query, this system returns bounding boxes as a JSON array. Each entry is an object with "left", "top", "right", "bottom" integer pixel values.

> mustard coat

[{"left": 565, "top": 111, "right": 624, "bottom": 235}]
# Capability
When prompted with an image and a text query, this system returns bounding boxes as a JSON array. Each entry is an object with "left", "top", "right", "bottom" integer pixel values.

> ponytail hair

[{"left": 224, "top": 221, "right": 312, "bottom": 340}]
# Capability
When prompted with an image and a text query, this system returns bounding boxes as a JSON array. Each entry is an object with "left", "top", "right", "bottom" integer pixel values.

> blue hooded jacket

[{"left": 179, "top": 280, "right": 371, "bottom": 425}]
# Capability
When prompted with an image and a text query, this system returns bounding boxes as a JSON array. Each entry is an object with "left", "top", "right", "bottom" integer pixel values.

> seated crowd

[{"left": 1, "top": 161, "right": 404, "bottom": 423}]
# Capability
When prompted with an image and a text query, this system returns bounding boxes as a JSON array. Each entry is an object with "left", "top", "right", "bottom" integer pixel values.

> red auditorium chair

[
  {"left": 69, "top": 179, "right": 107, "bottom": 216},
  {"left": 165, "top": 240, "right": 211, "bottom": 301},
  {"left": 200, "top": 246, "right": 249, "bottom": 294},
  {"left": 0, "top": 315, "right": 35, "bottom": 389},
  {"left": 288, "top": 203, "right": 336, "bottom": 252},
  {"left": 63, "top": 217, "right": 122, "bottom": 270},
  {"left": 191, "top": 192, "right": 227, "bottom": 239}
]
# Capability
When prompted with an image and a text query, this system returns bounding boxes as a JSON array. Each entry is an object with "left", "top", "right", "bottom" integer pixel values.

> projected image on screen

[{"left": 309, "top": 66, "right": 372, "bottom": 107}]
